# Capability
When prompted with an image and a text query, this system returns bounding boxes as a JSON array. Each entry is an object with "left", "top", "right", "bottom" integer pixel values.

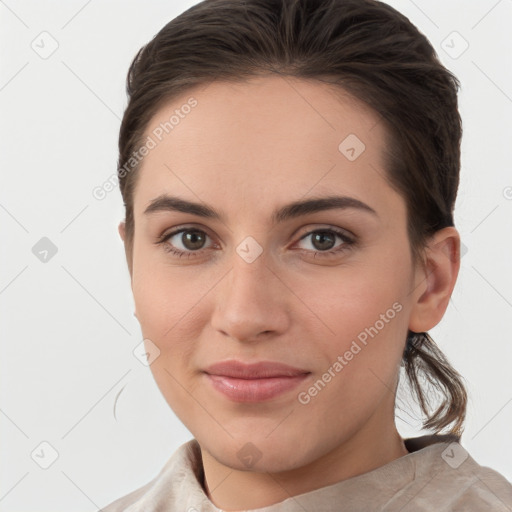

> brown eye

[
  {"left": 295, "top": 228, "right": 354, "bottom": 257},
  {"left": 180, "top": 230, "right": 207, "bottom": 251},
  {"left": 157, "top": 228, "right": 214, "bottom": 258},
  {"left": 310, "top": 231, "right": 337, "bottom": 251},
  {"left": 156, "top": 226, "right": 355, "bottom": 260}
]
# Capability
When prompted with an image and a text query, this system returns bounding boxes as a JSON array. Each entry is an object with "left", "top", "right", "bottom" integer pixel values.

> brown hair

[{"left": 117, "top": 0, "right": 467, "bottom": 435}]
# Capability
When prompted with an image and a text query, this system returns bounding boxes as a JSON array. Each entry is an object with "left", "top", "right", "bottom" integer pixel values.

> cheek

[
  {"left": 131, "top": 253, "right": 214, "bottom": 378},
  {"left": 131, "top": 262, "right": 207, "bottom": 420},
  {"left": 298, "top": 259, "right": 408, "bottom": 339},
  {"left": 295, "top": 256, "right": 410, "bottom": 389},
  {"left": 296, "top": 287, "right": 407, "bottom": 433},
  {"left": 132, "top": 270, "right": 174, "bottom": 340},
  {"left": 131, "top": 240, "right": 201, "bottom": 339}
]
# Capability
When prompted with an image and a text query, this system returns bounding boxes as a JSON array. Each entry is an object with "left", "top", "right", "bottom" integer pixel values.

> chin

[{"left": 201, "top": 433, "right": 315, "bottom": 473}]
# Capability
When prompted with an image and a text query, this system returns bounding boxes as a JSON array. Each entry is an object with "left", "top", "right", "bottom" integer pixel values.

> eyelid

[
  {"left": 157, "top": 223, "right": 355, "bottom": 243},
  {"left": 156, "top": 225, "right": 219, "bottom": 251},
  {"left": 156, "top": 223, "right": 356, "bottom": 261},
  {"left": 294, "top": 223, "right": 355, "bottom": 241}
]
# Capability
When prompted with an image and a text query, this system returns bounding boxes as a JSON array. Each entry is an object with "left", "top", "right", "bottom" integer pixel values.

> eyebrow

[{"left": 143, "top": 194, "right": 378, "bottom": 224}]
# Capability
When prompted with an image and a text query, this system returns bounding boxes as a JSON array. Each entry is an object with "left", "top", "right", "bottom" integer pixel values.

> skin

[{"left": 118, "top": 75, "right": 460, "bottom": 511}]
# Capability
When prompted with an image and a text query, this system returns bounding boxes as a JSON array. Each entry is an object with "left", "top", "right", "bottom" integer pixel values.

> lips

[
  {"left": 203, "top": 360, "right": 311, "bottom": 402},
  {"left": 203, "top": 360, "right": 310, "bottom": 379}
]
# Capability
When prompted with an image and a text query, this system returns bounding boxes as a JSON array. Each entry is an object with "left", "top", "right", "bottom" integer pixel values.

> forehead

[{"left": 133, "top": 75, "right": 403, "bottom": 224}]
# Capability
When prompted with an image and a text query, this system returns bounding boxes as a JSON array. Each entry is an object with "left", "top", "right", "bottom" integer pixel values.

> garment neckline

[{"left": 194, "top": 433, "right": 461, "bottom": 506}]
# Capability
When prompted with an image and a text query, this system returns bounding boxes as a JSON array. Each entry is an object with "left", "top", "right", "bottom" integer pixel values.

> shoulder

[
  {"left": 99, "top": 439, "right": 205, "bottom": 512},
  {"left": 396, "top": 436, "right": 512, "bottom": 511},
  {"left": 100, "top": 479, "right": 155, "bottom": 512},
  {"left": 441, "top": 452, "right": 512, "bottom": 511}
]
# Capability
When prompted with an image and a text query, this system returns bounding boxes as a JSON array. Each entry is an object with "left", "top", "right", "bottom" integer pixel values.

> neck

[{"left": 201, "top": 412, "right": 409, "bottom": 511}]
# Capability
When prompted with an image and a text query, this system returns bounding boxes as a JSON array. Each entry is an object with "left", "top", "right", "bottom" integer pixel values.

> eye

[
  {"left": 155, "top": 226, "right": 355, "bottom": 259},
  {"left": 294, "top": 228, "right": 355, "bottom": 258},
  {"left": 156, "top": 227, "right": 214, "bottom": 258}
]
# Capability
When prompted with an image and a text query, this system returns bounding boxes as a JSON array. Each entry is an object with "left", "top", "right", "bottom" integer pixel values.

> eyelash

[{"left": 155, "top": 226, "right": 356, "bottom": 260}]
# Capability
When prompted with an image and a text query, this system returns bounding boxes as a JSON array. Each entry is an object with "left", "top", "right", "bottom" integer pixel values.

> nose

[{"left": 210, "top": 249, "right": 290, "bottom": 343}]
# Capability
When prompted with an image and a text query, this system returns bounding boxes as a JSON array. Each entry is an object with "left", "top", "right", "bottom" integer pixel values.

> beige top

[{"left": 101, "top": 434, "right": 512, "bottom": 511}]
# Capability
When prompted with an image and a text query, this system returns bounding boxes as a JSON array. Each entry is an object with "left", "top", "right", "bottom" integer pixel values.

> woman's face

[{"left": 124, "top": 76, "right": 424, "bottom": 472}]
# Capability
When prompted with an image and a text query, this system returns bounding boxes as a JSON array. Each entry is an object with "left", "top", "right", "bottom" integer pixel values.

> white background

[{"left": 1, "top": 0, "right": 511, "bottom": 510}]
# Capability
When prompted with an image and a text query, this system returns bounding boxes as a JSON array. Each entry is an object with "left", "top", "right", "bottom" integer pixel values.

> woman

[{"left": 103, "top": 0, "right": 512, "bottom": 510}]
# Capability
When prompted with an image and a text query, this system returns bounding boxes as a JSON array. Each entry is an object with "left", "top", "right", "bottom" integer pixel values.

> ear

[
  {"left": 408, "top": 227, "right": 460, "bottom": 333},
  {"left": 118, "top": 220, "right": 126, "bottom": 242},
  {"left": 118, "top": 220, "right": 135, "bottom": 300}
]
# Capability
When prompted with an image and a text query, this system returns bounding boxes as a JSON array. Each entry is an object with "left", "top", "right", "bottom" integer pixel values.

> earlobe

[
  {"left": 408, "top": 227, "right": 461, "bottom": 333},
  {"left": 118, "top": 221, "right": 126, "bottom": 242},
  {"left": 118, "top": 220, "right": 134, "bottom": 282}
]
